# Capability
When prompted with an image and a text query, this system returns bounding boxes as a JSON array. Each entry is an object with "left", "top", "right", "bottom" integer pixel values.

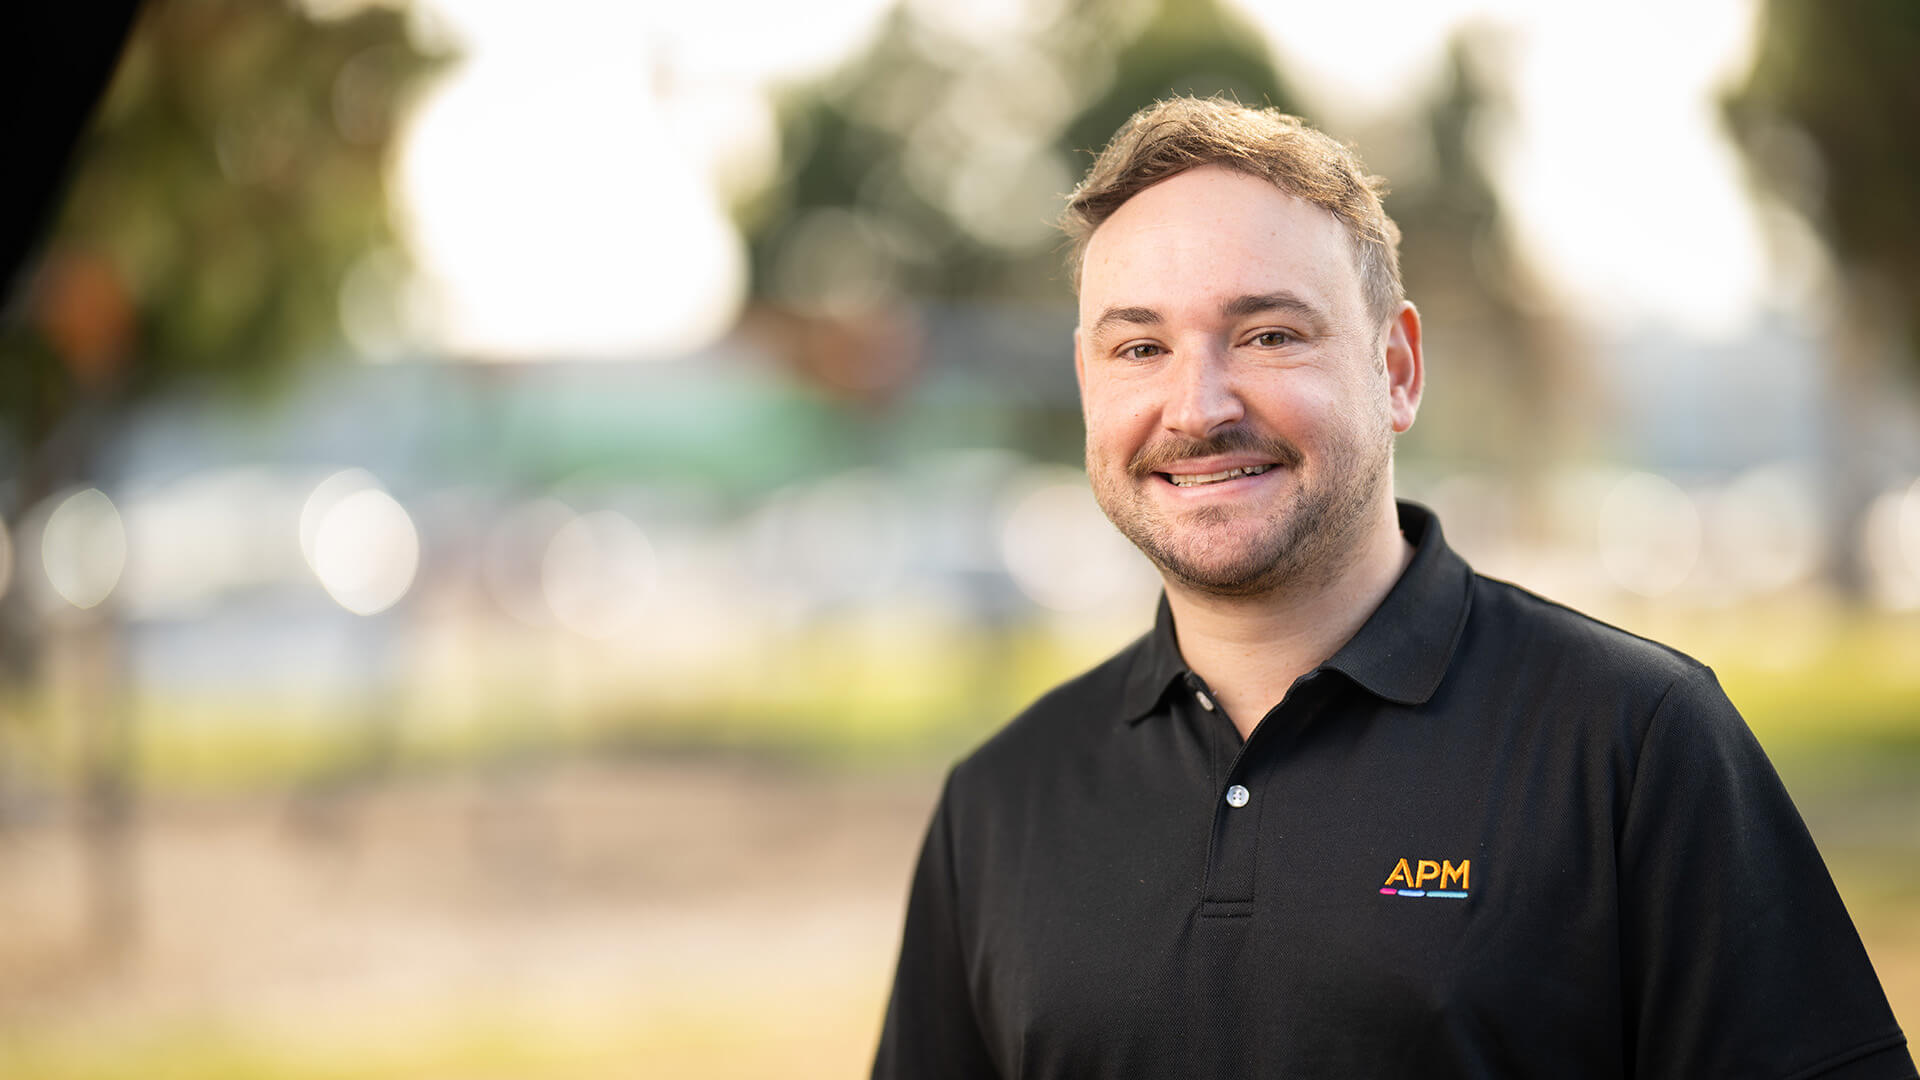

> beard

[{"left": 1088, "top": 420, "right": 1392, "bottom": 599}]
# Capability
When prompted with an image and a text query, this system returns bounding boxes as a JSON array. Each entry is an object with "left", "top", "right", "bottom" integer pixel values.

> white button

[
  {"left": 1225, "top": 785, "right": 1250, "bottom": 808},
  {"left": 1195, "top": 690, "right": 1216, "bottom": 711}
]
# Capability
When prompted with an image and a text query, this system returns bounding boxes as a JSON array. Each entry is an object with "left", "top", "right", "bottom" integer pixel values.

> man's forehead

[{"left": 1077, "top": 167, "right": 1357, "bottom": 325}]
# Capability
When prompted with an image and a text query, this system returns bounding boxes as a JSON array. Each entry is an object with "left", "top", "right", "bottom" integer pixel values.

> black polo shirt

[{"left": 874, "top": 502, "right": 1914, "bottom": 1079}]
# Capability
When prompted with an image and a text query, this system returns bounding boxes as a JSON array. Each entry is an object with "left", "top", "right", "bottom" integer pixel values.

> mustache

[{"left": 1126, "top": 428, "right": 1303, "bottom": 480}]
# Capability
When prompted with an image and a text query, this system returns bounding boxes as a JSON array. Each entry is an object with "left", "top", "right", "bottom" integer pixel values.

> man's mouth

[{"left": 1163, "top": 464, "right": 1274, "bottom": 487}]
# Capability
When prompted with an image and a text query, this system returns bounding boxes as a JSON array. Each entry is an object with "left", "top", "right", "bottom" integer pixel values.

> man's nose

[{"left": 1161, "top": 343, "right": 1244, "bottom": 437}]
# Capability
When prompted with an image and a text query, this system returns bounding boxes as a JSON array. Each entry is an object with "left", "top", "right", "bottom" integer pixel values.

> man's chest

[{"left": 958, "top": 703, "right": 1630, "bottom": 1076}]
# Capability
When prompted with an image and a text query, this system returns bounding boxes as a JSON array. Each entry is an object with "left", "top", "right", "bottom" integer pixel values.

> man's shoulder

[{"left": 1462, "top": 570, "right": 1717, "bottom": 701}]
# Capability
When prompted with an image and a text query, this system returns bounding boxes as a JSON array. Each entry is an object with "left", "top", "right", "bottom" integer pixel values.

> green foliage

[
  {"left": 1053, "top": 0, "right": 1301, "bottom": 170},
  {"left": 0, "top": 0, "right": 444, "bottom": 462},
  {"left": 743, "top": 0, "right": 1298, "bottom": 310},
  {"left": 1724, "top": 0, "right": 1920, "bottom": 373}
]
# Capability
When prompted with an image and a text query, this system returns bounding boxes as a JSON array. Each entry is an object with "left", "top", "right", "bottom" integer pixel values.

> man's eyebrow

[
  {"left": 1088, "top": 294, "right": 1331, "bottom": 339},
  {"left": 1221, "top": 291, "right": 1327, "bottom": 326},
  {"left": 1087, "top": 306, "right": 1162, "bottom": 338}
]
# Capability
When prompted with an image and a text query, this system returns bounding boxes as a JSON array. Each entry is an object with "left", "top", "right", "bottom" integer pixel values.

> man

[{"left": 872, "top": 98, "right": 1915, "bottom": 1078}]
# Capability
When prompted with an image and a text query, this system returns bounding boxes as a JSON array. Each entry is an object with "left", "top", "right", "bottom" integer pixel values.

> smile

[{"left": 1164, "top": 464, "right": 1273, "bottom": 487}]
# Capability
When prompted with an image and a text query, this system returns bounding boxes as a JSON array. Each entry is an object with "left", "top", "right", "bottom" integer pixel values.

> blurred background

[{"left": 2, "top": 0, "right": 1917, "bottom": 1075}]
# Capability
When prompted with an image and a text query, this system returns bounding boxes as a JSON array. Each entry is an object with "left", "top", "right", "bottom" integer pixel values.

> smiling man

[{"left": 872, "top": 98, "right": 1913, "bottom": 1079}]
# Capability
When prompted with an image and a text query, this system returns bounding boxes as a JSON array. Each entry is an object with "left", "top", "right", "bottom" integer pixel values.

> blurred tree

[
  {"left": 745, "top": 0, "right": 1297, "bottom": 309},
  {"left": 1724, "top": 0, "right": 1920, "bottom": 590},
  {"left": 741, "top": 1, "right": 1574, "bottom": 487},
  {"left": 737, "top": 0, "right": 1297, "bottom": 433},
  {"left": 0, "top": 0, "right": 442, "bottom": 954},
  {"left": 1381, "top": 29, "right": 1587, "bottom": 482},
  {"left": 1725, "top": 0, "right": 1920, "bottom": 378},
  {"left": 1, "top": 0, "right": 443, "bottom": 507}
]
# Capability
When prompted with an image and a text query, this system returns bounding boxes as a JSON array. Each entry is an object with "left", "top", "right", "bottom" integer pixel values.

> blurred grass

[
  {"left": 0, "top": 985, "right": 888, "bottom": 1080},
  {"left": 70, "top": 603, "right": 1916, "bottom": 794},
  {"left": 1, "top": 603, "right": 1914, "bottom": 1078},
  {"left": 1617, "top": 598, "right": 1920, "bottom": 748},
  {"left": 41, "top": 619, "right": 1133, "bottom": 794}
]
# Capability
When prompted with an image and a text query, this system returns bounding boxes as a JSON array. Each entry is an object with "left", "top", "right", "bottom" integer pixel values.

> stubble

[{"left": 1090, "top": 420, "right": 1392, "bottom": 599}]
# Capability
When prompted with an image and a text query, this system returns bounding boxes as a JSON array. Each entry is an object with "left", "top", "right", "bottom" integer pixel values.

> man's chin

[{"left": 1145, "top": 542, "right": 1293, "bottom": 598}]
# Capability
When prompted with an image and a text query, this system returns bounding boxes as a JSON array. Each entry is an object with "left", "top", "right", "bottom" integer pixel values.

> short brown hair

[{"left": 1061, "top": 97, "right": 1404, "bottom": 328}]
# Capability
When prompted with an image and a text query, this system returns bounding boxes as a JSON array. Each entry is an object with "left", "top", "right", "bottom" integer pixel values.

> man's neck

[{"left": 1165, "top": 504, "right": 1414, "bottom": 741}]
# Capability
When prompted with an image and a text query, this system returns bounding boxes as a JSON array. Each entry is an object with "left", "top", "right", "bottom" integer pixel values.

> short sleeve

[
  {"left": 872, "top": 770, "right": 1000, "bottom": 1080},
  {"left": 1618, "top": 666, "right": 1914, "bottom": 1079}
]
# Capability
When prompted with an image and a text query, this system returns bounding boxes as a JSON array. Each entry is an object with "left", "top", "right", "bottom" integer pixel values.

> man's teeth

[{"left": 1167, "top": 464, "right": 1272, "bottom": 487}]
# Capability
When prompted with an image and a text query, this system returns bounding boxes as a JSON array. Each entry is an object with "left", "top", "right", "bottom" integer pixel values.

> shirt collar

[
  {"left": 1120, "top": 500, "right": 1473, "bottom": 724},
  {"left": 1119, "top": 591, "right": 1189, "bottom": 723}
]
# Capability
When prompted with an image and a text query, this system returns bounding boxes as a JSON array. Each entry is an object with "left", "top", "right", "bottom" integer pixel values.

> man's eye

[
  {"left": 1122, "top": 343, "right": 1163, "bottom": 360},
  {"left": 1252, "top": 331, "right": 1294, "bottom": 347}
]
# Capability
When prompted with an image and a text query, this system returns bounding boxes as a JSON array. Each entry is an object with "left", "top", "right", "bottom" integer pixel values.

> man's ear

[{"left": 1383, "top": 302, "right": 1424, "bottom": 433}]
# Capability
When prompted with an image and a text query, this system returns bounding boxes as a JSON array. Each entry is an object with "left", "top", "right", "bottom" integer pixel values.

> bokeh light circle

[
  {"left": 41, "top": 488, "right": 127, "bottom": 610},
  {"left": 305, "top": 482, "right": 420, "bottom": 615},
  {"left": 1596, "top": 472, "right": 1701, "bottom": 598},
  {"left": 541, "top": 509, "right": 658, "bottom": 639}
]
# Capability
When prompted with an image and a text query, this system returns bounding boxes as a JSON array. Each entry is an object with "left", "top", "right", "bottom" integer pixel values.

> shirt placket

[{"left": 1190, "top": 670, "right": 1322, "bottom": 919}]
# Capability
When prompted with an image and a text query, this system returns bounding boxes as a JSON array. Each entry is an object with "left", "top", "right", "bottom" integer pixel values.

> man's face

[{"left": 1074, "top": 165, "right": 1419, "bottom": 597}]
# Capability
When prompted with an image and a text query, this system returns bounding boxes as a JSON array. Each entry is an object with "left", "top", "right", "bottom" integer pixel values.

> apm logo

[{"left": 1379, "top": 858, "right": 1471, "bottom": 899}]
